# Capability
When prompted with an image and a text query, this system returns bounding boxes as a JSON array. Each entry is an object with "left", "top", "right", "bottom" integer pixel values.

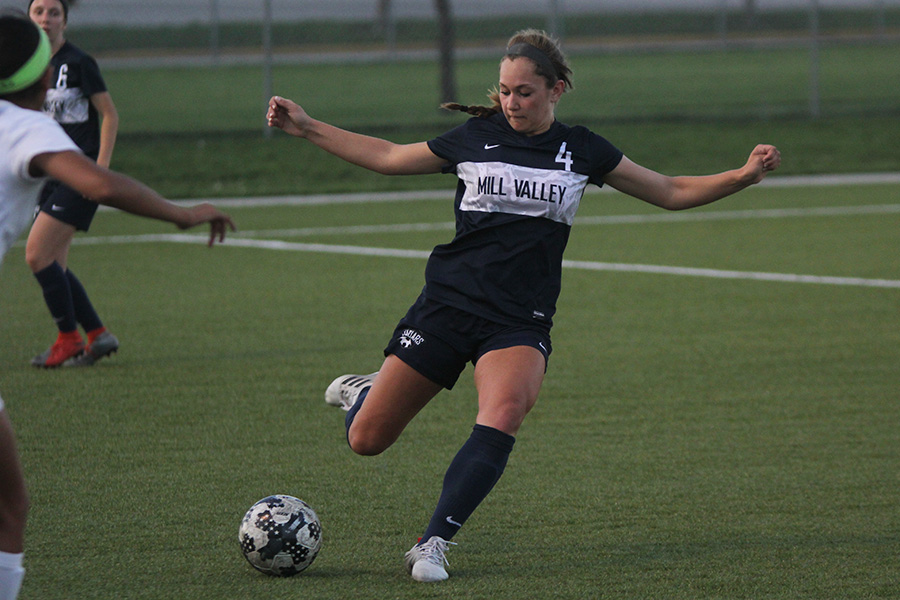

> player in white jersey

[
  {"left": 267, "top": 28, "right": 780, "bottom": 582},
  {"left": 0, "top": 14, "right": 234, "bottom": 599}
]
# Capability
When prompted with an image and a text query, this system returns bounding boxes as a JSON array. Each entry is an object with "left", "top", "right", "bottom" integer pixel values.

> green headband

[{"left": 0, "top": 24, "right": 51, "bottom": 95}]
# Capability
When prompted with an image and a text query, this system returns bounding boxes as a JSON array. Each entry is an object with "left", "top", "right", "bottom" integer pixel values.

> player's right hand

[{"left": 267, "top": 96, "right": 310, "bottom": 138}]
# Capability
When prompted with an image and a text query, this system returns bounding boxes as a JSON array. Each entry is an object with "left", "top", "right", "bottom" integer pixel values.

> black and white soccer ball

[{"left": 239, "top": 495, "right": 322, "bottom": 576}]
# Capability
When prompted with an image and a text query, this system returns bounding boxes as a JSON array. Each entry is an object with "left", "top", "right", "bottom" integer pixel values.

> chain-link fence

[
  {"left": 10, "top": 1, "right": 897, "bottom": 56},
  {"left": 6, "top": 0, "right": 898, "bottom": 130},
  {"left": 7, "top": 2, "right": 894, "bottom": 46}
]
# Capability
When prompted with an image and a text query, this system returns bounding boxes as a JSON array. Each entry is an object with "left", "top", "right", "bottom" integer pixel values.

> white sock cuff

[{"left": 0, "top": 552, "right": 22, "bottom": 570}]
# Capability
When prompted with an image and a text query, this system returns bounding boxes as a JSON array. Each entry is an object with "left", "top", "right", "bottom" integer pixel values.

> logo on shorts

[
  {"left": 51, "top": 204, "right": 65, "bottom": 212},
  {"left": 399, "top": 329, "right": 425, "bottom": 349}
]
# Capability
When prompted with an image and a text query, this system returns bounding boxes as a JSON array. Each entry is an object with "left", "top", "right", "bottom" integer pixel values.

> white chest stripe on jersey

[
  {"left": 44, "top": 87, "right": 90, "bottom": 125},
  {"left": 456, "top": 161, "right": 589, "bottom": 226}
]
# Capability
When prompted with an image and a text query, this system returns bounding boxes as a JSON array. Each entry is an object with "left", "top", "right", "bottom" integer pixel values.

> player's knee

[
  {"left": 347, "top": 433, "right": 388, "bottom": 457},
  {"left": 347, "top": 439, "right": 384, "bottom": 456},
  {"left": 24, "top": 246, "right": 47, "bottom": 273},
  {"left": 478, "top": 396, "right": 534, "bottom": 436},
  {"left": 347, "top": 423, "right": 394, "bottom": 456},
  {"left": 24, "top": 239, "right": 58, "bottom": 273}
]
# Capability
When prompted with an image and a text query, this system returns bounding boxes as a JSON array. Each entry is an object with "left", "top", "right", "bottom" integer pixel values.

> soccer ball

[{"left": 238, "top": 495, "right": 322, "bottom": 576}]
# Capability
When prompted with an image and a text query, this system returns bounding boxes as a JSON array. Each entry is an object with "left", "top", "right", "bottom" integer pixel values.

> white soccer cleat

[
  {"left": 404, "top": 536, "right": 456, "bottom": 582},
  {"left": 324, "top": 372, "right": 377, "bottom": 411}
]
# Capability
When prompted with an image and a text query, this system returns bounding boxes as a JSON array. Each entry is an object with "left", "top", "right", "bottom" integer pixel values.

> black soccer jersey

[
  {"left": 42, "top": 42, "right": 107, "bottom": 160},
  {"left": 425, "top": 112, "right": 623, "bottom": 328}
]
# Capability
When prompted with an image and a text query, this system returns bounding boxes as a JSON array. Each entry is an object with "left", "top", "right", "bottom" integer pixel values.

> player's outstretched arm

[
  {"left": 266, "top": 95, "right": 445, "bottom": 176},
  {"left": 604, "top": 144, "right": 781, "bottom": 211},
  {"left": 30, "top": 150, "right": 235, "bottom": 246}
]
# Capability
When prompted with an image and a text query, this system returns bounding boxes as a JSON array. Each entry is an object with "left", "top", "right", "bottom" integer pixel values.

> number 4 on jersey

[{"left": 555, "top": 142, "right": 573, "bottom": 171}]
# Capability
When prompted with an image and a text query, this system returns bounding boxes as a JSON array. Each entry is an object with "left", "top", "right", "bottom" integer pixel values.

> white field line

[
  {"left": 44, "top": 174, "right": 900, "bottom": 290},
  {"left": 577, "top": 203, "right": 900, "bottom": 226},
  {"left": 561, "top": 260, "right": 900, "bottom": 289},
  {"left": 153, "top": 172, "right": 900, "bottom": 208},
  {"left": 227, "top": 202, "right": 900, "bottom": 238},
  {"left": 64, "top": 231, "right": 900, "bottom": 290},
  {"left": 234, "top": 221, "right": 455, "bottom": 238}
]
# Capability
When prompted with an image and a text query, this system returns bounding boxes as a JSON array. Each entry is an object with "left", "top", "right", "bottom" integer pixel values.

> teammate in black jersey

[
  {"left": 25, "top": 0, "right": 122, "bottom": 368},
  {"left": 267, "top": 28, "right": 781, "bottom": 582}
]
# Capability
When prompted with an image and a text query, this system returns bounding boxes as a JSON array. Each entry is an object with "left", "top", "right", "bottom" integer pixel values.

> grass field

[
  {"left": 2, "top": 177, "right": 898, "bottom": 599},
  {"left": 3, "top": 20, "right": 899, "bottom": 597},
  {"left": 96, "top": 42, "right": 900, "bottom": 198},
  {"left": 104, "top": 45, "right": 900, "bottom": 133}
]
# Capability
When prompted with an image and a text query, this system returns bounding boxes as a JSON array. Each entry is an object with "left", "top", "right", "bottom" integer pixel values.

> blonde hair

[{"left": 441, "top": 28, "right": 573, "bottom": 118}]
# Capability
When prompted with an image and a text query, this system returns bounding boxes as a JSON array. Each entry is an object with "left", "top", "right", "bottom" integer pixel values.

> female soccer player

[
  {"left": 1, "top": 14, "right": 234, "bottom": 598},
  {"left": 267, "top": 28, "right": 780, "bottom": 582},
  {"left": 25, "top": 0, "right": 123, "bottom": 368}
]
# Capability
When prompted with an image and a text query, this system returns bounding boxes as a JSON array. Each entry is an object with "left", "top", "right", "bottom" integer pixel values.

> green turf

[
  {"left": 2, "top": 181, "right": 898, "bottom": 599},
  {"left": 4, "top": 13, "right": 899, "bottom": 595},
  {"left": 93, "top": 40, "right": 899, "bottom": 199},
  {"left": 103, "top": 44, "right": 900, "bottom": 134},
  {"left": 109, "top": 114, "right": 900, "bottom": 200}
]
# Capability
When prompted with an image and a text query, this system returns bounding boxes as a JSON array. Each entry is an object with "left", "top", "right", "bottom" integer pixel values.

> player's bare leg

[
  {"left": 473, "top": 345, "right": 545, "bottom": 436},
  {"left": 25, "top": 212, "right": 74, "bottom": 272},
  {"left": 406, "top": 346, "right": 545, "bottom": 581},
  {"left": 345, "top": 356, "right": 443, "bottom": 456},
  {"left": 0, "top": 409, "right": 28, "bottom": 600}
]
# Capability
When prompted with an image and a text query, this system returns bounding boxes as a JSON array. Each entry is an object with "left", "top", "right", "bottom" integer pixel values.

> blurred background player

[
  {"left": 268, "top": 28, "right": 780, "bottom": 582},
  {"left": 1, "top": 12, "right": 234, "bottom": 598},
  {"left": 25, "top": 0, "right": 122, "bottom": 368}
]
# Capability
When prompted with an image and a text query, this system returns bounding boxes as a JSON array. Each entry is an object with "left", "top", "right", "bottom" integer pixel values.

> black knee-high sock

[
  {"left": 34, "top": 262, "right": 77, "bottom": 333},
  {"left": 344, "top": 387, "right": 369, "bottom": 446},
  {"left": 420, "top": 424, "right": 515, "bottom": 543},
  {"left": 65, "top": 269, "right": 103, "bottom": 332}
]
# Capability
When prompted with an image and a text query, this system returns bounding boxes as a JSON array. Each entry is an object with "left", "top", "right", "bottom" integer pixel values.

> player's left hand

[
  {"left": 743, "top": 144, "right": 781, "bottom": 184},
  {"left": 179, "top": 203, "right": 237, "bottom": 246}
]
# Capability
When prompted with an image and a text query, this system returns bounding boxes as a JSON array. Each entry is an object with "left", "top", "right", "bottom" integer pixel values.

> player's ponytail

[
  {"left": 439, "top": 28, "right": 571, "bottom": 120},
  {"left": 440, "top": 102, "right": 501, "bottom": 118}
]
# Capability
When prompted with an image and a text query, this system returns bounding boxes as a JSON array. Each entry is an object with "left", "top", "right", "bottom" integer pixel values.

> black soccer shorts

[
  {"left": 384, "top": 293, "right": 551, "bottom": 390},
  {"left": 38, "top": 181, "right": 100, "bottom": 232}
]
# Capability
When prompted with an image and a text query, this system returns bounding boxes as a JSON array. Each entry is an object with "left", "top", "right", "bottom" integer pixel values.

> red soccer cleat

[{"left": 31, "top": 332, "right": 85, "bottom": 368}]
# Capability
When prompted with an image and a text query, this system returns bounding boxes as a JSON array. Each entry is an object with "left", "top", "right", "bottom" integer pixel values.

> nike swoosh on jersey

[{"left": 484, "top": 144, "right": 500, "bottom": 150}]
